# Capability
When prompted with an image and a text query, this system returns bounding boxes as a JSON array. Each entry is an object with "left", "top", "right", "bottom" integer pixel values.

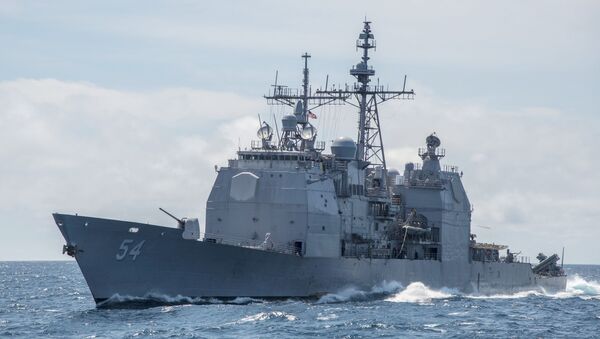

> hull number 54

[{"left": 116, "top": 239, "right": 146, "bottom": 261}]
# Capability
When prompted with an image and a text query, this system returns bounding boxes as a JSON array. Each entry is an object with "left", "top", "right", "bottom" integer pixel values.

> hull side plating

[{"left": 55, "top": 214, "right": 563, "bottom": 303}]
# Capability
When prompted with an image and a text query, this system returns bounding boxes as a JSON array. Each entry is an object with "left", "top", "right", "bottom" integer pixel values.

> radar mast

[
  {"left": 264, "top": 52, "right": 342, "bottom": 151},
  {"left": 318, "top": 21, "right": 415, "bottom": 170}
]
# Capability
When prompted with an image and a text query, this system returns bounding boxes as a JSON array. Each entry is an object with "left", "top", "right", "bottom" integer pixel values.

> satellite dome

[
  {"left": 256, "top": 123, "right": 273, "bottom": 140},
  {"left": 331, "top": 136, "right": 356, "bottom": 160},
  {"left": 300, "top": 124, "right": 317, "bottom": 140},
  {"left": 281, "top": 115, "right": 297, "bottom": 131},
  {"left": 426, "top": 134, "right": 441, "bottom": 149}
]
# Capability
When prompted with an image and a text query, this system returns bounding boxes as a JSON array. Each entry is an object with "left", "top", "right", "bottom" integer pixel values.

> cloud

[
  {"left": 378, "top": 92, "right": 600, "bottom": 262},
  {"left": 61, "top": 1, "right": 600, "bottom": 70},
  {"left": 0, "top": 78, "right": 598, "bottom": 263},
  {"left": 0, "top": 79, "right": 263, "bottom": 259}
]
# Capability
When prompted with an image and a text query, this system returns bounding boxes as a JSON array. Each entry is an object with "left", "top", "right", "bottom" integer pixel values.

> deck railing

[{"left": 199, "top": 231, "right": 299, "bottom": 256}]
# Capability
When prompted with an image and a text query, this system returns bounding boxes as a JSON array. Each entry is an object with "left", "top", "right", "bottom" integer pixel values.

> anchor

[{"left": 62, "top": 244, "right": 78, "bottom": 257}]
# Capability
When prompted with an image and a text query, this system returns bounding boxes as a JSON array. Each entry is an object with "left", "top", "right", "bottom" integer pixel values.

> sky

[{"left": 0, "top": 1, "right": 599, "bottom": 263}]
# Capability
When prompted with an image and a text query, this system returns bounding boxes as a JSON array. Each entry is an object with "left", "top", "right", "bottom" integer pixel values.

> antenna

[
  {"left": 317, "top": 21, "right": 415, "bottom": 171},
  {"left": 561, "top": 247, "right": 565, "bottom": 267},
  {"left": 271, "top": 70, "right": 279, "bottom": 94},
  {"left": 264, "top": 52, "right": 343, "bottom": 152},
  {"left": 257, "top": 113, "right": 263, "bottom": 130},
  {"left": 273, "top": 113, "right": 281, "bottom": 145}
]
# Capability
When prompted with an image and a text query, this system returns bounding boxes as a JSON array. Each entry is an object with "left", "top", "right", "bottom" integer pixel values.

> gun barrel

[{"left": 159, "top": 207, "right": 183, "bottom": 225}]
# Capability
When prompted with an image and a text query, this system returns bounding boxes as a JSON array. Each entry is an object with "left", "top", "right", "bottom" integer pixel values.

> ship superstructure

[
  {"left": 54, "top": 21, "right": 566, "bottom": 305},
  {"left": 207, "top": 21, "right": 470, "bottom": 265}
]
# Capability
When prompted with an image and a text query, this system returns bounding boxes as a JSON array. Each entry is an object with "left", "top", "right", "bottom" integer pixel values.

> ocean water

[{"left": 1, "top": 262, "right": 599, "bottom": 338}]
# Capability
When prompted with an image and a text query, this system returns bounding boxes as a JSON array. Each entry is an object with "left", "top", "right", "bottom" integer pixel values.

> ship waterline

[{"left": 54, "top": 214, "right": 566, "bottom": 303}]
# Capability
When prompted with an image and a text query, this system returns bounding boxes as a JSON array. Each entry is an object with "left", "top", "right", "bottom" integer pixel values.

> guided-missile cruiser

[{"left": 54, "top": 21, "right": 566, "bottom": 305}]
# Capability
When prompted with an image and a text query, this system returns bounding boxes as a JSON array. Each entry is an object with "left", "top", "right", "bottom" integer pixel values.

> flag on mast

[{"left": 308, "top": 111, "right": 317, "bottom": 119}]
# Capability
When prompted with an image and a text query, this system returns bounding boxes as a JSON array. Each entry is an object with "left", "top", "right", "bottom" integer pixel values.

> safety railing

[
  {"left": 199, "top": 231, "right": 299, "bottom": 256},
  {"left": 442, "top": 164, "right": 459, "bottom": 173}
]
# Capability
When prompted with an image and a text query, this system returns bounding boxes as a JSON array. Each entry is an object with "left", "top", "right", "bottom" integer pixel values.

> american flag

[{"left": 308, "top": 111, "right": 317, "bottom": 119}]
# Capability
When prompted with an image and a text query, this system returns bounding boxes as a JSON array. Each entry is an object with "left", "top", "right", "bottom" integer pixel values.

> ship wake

[
  {"left": 96, "top": 294, "right": 264, "bottom": 309},
  {"left": 466, "top": 275, "right": 600, "bottom": 300},
  {"left": 316, "top": 281, "right": 403, "bottom": 304},
  {"left": 385, "top": 282, "right": 457, "bottom": 304},
  {"left": 317, "top": 275, "right": 600, "bottom": 305},
  {"left": 96, "top": 275, "right": 599, "bottom": 308},
  {"left": 548, "top": 274, "right": 600, "bottom": 300}
]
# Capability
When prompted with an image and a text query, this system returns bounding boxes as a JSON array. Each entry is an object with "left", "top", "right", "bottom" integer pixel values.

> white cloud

[
  {"left": 0, "top": 78, "right": 598, "bottom": 263},
  {"left": 0, "top": 79, "right": 262, "bottom": 260},
  {"left": 58, "top": 1, "right": 600, "bottom": 71},
  {"left": 379, "top": 92, "right": 600, "bottom": 263}
]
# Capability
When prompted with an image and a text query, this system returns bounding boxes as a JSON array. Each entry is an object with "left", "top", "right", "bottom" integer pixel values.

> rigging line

[
  {"left": 334, "top": 105, "right": 340, "bottom": 139},
  {"left": 398, "top": 226, "right": 409, "bottom": 259}
]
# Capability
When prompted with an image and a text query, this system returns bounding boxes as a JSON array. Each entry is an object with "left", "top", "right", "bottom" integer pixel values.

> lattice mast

[
  {"left": 318, "top": 21, "right": 415, "bottom": 170},
  {"left": 264, "top": 53, "right": 343, "bottom": 151},
  {"left": 352, "top": 21, "right": 377, "bottom": 165},
  {"left": 265, "top": 53, "right": 339, "bottom": 121}
]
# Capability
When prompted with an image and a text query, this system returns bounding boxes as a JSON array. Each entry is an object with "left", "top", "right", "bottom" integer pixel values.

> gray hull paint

[{"left": 55, "top": 214, "right": 566, "bottom": 303}]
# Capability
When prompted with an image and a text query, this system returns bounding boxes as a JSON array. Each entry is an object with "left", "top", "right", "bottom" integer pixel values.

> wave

[
  {"left": 467, "top": 274, "right": 600, "bottom": 300},
  {"left": 317, "top": 275, "right": 600, "bottom": 305},
  {"left": 386, "top": 282, "right": 456, "bottom": 303},
  {"left": 317, "top": 281, "right": 455, "bottom": 304},
  {"left": 97, "top": 275, "right": 600, "bottom": 308},
  {"left": 554, "top": 274, "right": 600, "bottom": 300},
  {"left": 97, "top": 293, "right": 264, "bottom": 308},
  {"left": 316, "top": 280, "right": 402, "bottom": 304},
  {"left": 237, "top": 311, "right": 297, "bottom": 323}
]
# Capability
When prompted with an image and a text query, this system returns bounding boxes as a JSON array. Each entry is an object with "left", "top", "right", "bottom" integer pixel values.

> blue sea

[{"left": 1, "top": 262, "right": 599, "bottom": 338}]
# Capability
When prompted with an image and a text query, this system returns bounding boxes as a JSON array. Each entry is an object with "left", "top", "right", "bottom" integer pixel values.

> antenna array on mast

[
  {"left": 264, "top": 21, "right": 415, "bottom": 171},
  {"left": 317, "top": 21, "right": 415, "bottom": 170}
]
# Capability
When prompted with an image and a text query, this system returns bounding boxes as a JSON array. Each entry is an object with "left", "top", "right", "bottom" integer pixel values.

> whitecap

[
  {"left": 386, "top": 282, "right": 455, "bottom": 303},
  {"left": 237, "top": 311, "right": 297, "bottom": 323},
  {"left": 464, "top": 274, "right": 600, "bottom": 300},
  {"left": 560, "top": 274, "right": 600, "bottom": 299},
  {"left": 466, "top": 290, "right": 543, "bottom": 300},
  {"left": 316, "top": 287, "right": 367, "bottom": 304},
  {"left": 316, "top": 280, "right": 402, "bottom": 304},
  {"left": 316, "top": 313, "right": 338, "bottom": 321},
  {"left": 97, "top": 293, "right": 206, "bottom": 307},
  {"left": 228, "top": 297, "right": 264, "bottom": 305},
  {"left": 448, "top": 311, "right": 469, "bottom": 316}
]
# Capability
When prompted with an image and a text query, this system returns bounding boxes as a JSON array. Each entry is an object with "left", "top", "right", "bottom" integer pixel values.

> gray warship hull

[
  {"left": 53, "top": 21, "right": 568, "bottom": 304},
  {"left": 54, "top": 213, "right": 566, "bottom": 304}
]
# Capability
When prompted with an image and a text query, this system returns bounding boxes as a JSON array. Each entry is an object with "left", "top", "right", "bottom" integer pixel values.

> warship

[{"left": 54, "top": 21, "right": 566, "bottom": 305}]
